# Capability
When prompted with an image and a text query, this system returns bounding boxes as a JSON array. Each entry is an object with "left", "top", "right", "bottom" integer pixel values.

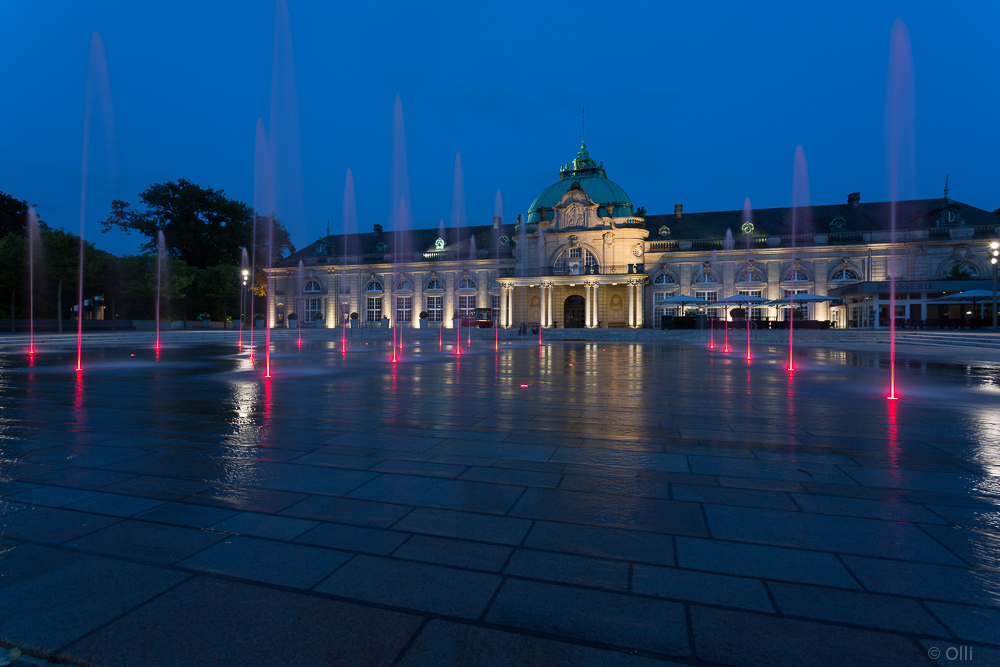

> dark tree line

[{"left": 0, "top": 180, "right": 295, "bottom": 326}]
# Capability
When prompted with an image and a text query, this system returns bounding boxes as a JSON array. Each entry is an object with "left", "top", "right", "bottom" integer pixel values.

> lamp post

[
  {"left": 991, "top": 241, "right": 998, "bottom": 333},
  {"left": 241, "top": 269, "right": 249, "bottom": 346}
]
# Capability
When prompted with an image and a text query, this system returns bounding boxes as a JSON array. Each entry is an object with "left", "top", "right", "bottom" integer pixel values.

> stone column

[
  {"left": 584, "top": 284, "right": 591, "bottom": 328},
  {"left": 592, "top": 282, "right": 599, "bottom": 327},
  {"left": 627, "top": 283, "right": 634, "bottom": 327},
  {"left": 445, "top": 273, "right": 455, "bottom": 328},
  {"left": 385, "top": 273, "right": 394, "bottom": 326},
  {"left": 499, "top": 287, "right": 508, "bottom": 328},
  {"left": 547, "top": 285, "right": 554, "bottom": 328},
  {"left": 412, "top": 273, "right": 422, "bottom": 329},
  {"left": 636, "top": 283, "right": 644, "bottom": 327},
  {"left": 539, "top": 285, "right": 546, "bottom": 327}
]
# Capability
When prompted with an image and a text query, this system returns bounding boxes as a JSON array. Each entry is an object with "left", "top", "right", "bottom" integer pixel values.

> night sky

[{"left": 2, "top": 1, "right": 997, "bottom": 256}]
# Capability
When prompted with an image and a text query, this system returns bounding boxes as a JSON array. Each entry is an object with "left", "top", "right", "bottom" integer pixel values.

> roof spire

[{"left": 944, "top": 175, "right": 951, "bottom": 202}]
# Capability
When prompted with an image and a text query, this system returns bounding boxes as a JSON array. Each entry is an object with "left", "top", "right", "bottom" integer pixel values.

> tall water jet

[
  {"left": 268, "top": 0, "right": 304, "bottom": 243},
  {"left": 787, "top": 146, "right": 810, "bottom": 371},
  {"left": 390, "top": 96, "right": 412, "bottom": 361},
  {"left": 27, "top": 207, "right": 40, "bottom": 355},
  {"left": 451, "top": 152, "right": 466, "bottom": 353},
  {"left": 709, "top": 249, "right": 717, "bottom": 349},
  {"left": 494, "top": 189, "right": 502, "bottom": 351},
  {"left": 239, "top": 247, "right": 249, "bottom": 349},
  {"left": 250, "top": 119, "right": 270, "bottom": 360},
  {"left": 537, "top": 226, "right": 545, "bottom": 347},
  {"left": 342, "top": 169, "right": 357, "bottom": 353},
  {"left": 724, "top": 229, "right": 734, "bottom": 354},
  {"left": 155, "top": 230, "right": 167, "bottom": 351},
  {"left": 77, "top": 31, "right": 116, "bottom": 372},
  {"left": 253, "top": 118, "right": 273, "bottom": 369},
  {"left": 743, "top": 198, "right": 753, "bottom": 362},
  {"left": 885, "top": 18, "right": 915, "bottom": 400},
  {"left": 296, "top": 259, "right": 304, "bottom": 348}
]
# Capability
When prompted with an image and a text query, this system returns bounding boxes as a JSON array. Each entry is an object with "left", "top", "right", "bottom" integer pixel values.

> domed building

[{"left": 268, "top": 142, "right": 999, "bottom": 331}]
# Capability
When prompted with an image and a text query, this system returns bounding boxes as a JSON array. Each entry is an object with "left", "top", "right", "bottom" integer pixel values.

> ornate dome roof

[{"left": 527, "top": 141, "right": 633, "bottom": 223}]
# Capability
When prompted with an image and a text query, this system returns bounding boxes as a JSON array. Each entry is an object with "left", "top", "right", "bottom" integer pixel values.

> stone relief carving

[{"left": 603, "top": 231, "right": 615, "bottom": 245}]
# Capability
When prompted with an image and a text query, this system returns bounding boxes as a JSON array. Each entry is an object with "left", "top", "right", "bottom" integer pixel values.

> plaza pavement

[{"left": 0, "top": 334, "right": 998, "bottom": 666}]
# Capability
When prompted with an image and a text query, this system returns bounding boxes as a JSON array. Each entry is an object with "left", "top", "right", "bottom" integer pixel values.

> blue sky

[{"left": 2, "top": 1, "right": 998, "bottom": 255}]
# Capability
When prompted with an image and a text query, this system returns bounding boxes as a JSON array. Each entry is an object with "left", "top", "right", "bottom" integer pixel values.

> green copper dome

[{"left": 527, "top": 141, "right": 633, "bottom": 223}]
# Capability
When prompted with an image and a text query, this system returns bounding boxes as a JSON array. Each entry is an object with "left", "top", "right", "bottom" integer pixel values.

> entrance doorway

[{"left": 564, "top": 295, "right": 585, "bottom": 328}]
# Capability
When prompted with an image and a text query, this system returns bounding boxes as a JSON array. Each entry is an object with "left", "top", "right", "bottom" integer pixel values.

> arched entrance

[{"left": 564, "top": 295, "right": 585, "bottom": 328}]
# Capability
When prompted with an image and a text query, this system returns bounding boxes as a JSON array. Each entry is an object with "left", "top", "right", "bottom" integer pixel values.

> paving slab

[
  {"left": 392, "top": 507, "right": 531, "bottom": 545},
  {"left": 510, "top": 487, "right": 707, "bottom": 536},
  {"left": 392, "top": 534, "right": 512, "bottom": 571},
  {"left": 178, "top": 535, "right": 352, "bottom": 589},
  {"left": 60, "top": 576, "right": 423, "bottom": 667},
  {"left": 633, "top": 564, "right": 773, "bottom": 611},
  {"left": 691, "top": 606, "right": 933, "bottom": 667},
  {"left": 486, "top": 578, "right": 689, "bottom": 656},
  {"left": 316, "top": 555, "right": 501, "bottom": 619},
  {"left": 397, "top": 619, "right": 677, "bottom": 667},
  {"left": 0, "top": 543, "right": 187, "bottom": 654},
  {"left": 69, "top": 519, "right": 228, "bottom": 565}
]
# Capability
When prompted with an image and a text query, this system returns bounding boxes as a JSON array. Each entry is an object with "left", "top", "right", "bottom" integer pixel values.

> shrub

[
  {"left": 419, "top": 311, "right": 428, "bottom": 319},
  {"left": 350, "top": 312, "right": 359, "bottom": 320},
  {"left": 196, "top": 312, "right": 211, "bottom": 321}
]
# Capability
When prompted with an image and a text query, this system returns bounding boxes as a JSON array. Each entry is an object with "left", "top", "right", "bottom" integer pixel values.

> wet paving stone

[{"left": 2, "top": 338, "right": 1000, "bottom": 664}]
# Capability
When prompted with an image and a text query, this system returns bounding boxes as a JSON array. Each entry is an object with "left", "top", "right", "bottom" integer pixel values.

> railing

[
  {"left": 511, "top": 264, "right": 647, "bottom": 278},
  {"left": 299, "top": 247, "right": 516, "bottom": 266}
]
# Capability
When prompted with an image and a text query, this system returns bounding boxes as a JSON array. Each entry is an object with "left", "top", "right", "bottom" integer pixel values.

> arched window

[
  {"left": 366, "top": 281, "right": 383, "bottom": 293},
  {"left": 782, "top": 267, "right": 810, "bottom": 282},
  {"left": 395, "top": 279, "right": 413, "bottom": 291},
  {"left": 694, "top": 270, "right": 721, "bottom": 284},
  {"left": 425, "top": 279, "right": 443, "bottom": 291},
  {"left": 303, "top": 280, "right": 322, "bottom": 293},
  {"left": 944, "top": 262, "right": 979, "bottom": 279},
  {"left": 489, "top": 279, "right": 501, "bottom": 290},
  {"left": 554, "top": 248, "right": 598, "bottom": 274},
  {"left": 736, "top": 267, "right": 765, "bottom": 283},
  {"left": 458, "top": 278, "right": 477, "bottom": 290},
  {"left": 653, "top": 273, "right": 677, "bottom": 285},
  {"left": 830, "top": 267, "right": 861, "bottom": 281}
]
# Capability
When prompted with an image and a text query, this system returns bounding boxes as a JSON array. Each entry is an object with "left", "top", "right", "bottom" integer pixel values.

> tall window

[
  {"left": 459, "top": 295, "right": 475, "bottom": 319},
  {"left": 491, "top": 294, "right": 500, "bottom": 322},
  {"left": 366, "top": 296, "right": 382, "bottom": 322},
  {"left": 738, "top": 289, "right": 765, "bottom": 319},
  {"left": 696, "top": 291, "right": 719, "bottom": 317},
  {"left": 304, "top": 298, "right": 322, "bottom": 322},
  {"left": 654, "top": 291, "right": 677, "bottom": 318},
  {"left": 304, "top": 280, "right": 322, "bottom": 293},
  {"left": 426, "top": 296, "right": 442, "bottom": 322},
  {"left": 396, "top": 296, "right": 412, "bottom": 323},
  {"left": 782, "top": 288, "right": 808, "bottom": 321}
]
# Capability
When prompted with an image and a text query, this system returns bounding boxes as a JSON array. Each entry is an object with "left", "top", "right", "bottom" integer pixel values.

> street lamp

[
  {"left": 991, "top": 242, "right": 998, "bottom": 332},
  {"left": 240, "top": 269, "right": 249, "bottom": 345}
]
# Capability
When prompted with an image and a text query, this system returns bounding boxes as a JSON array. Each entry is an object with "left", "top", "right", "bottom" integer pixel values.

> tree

[
  {"left": 104, "top": 254, "right": 194, "bottom": 320},
  {"left": 0, "top": 189, "right": 47, "bottom": 238},
  {"left": 100, "top": 179, "right": 294, "bottom": 269},
  {"left": 0, "top": 233, "right": 26, "bottom": 322}
]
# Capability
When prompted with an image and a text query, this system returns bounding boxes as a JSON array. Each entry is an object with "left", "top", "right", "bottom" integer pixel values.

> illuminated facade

[{"left": 269, "top": 146, "right": 999, "bottom": 330}]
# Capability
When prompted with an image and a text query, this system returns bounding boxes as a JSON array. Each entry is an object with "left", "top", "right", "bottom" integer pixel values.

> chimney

[
  {"left": 373, "top": 224, "right": 382, "bottom": 235},
  {"left": 493, "top": 216, "right": 500, "bottom": 228},
  {"left": 674, "top": 204, "right": 683, "bottom": 218},
  {"left": 848, "top": 192, "right": 861, "bottom": 208}
]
